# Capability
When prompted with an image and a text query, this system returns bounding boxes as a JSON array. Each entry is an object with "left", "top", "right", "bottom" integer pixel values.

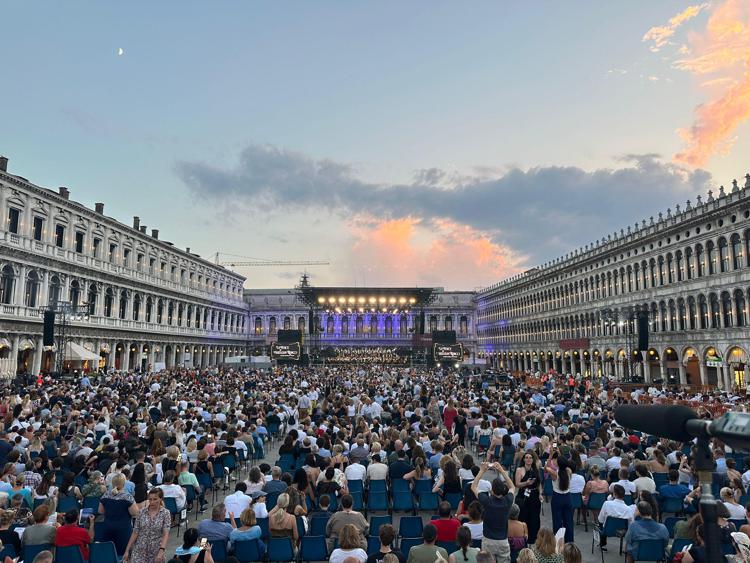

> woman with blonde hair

[
  {"left": 0, "top": 508, "right": 21, "bottom": 555},
  {"left": 268, "top": 493, "right": 298, "bottom": 544},
  {"left": 531, "top": 528, "right": 563, "bottom": 563},
  {"left": 162, "top": 445, "right": 181, "bottom": 474},
  {"left": 229, "top": 507, "right": 265, "bottom": 553},
  {"left": 329, "top": 523, "right": 367, "bottom": 563},
  {"left": 517, "top": 548, "right": 538, "bottom": 563},
  {"left": 185, "top": 436, "right": 199, "bottom": 464}
]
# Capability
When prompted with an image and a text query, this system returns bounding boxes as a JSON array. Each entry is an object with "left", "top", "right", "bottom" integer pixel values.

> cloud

[
  {"left": 177, "top": 145, "right": 712, "bottom": 267},
  {"left": 664, "top": 0, "right": 750, "bottom": 166},
  {"left": 643, "top": 3, "right": 710, "bottom": 51},
  {"left": 346, "top": 217, "right": 524, "bottom": 289}
]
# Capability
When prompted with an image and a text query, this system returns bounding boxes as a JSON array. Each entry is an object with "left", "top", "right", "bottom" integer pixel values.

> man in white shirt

[
  {"left": 158, "top": 470, "right": 187, "bottom": 511},
  {"left": 345, "top": 460, "right": 367, "bottom": 483},
  {"left": 366, "top": 457, "right": 388, "bottom": 482},
  {"left": 598, "top": 484, "right": 636, "bottom": 551},
  {"left": 223, "top": 482, "right": 252, "bottom": 518},
  {"left": 609, "top": 469, "right": 637, "bottom": 497},
  {"left": 605, "top": 449, "right": 623, "bottom": 473}
]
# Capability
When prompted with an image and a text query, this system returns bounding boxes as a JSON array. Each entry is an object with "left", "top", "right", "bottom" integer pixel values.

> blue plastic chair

[
  {"left": 587, "top": 492, "right": 607, "bottom": 511},
  {"left": 653, "top": 473, "right": 669, "bottom": 488},
  {"left": 0, "top": 546, "right": 15, "bottom": 561},
  {"left": 367, "top": 490, "right": 389, "bottom": 513},
  {"left": 437, "top": 541, "right": 456, "bottom": 553},
  {"left": 418, "top": 492, "right": 439, "bottom": 512},
  {"left": 660, "top": 496, "right": 684, "bottom": 516},
  {"left": 369, "top": 514, "right": 392, "bottom": 536},
  {"left": 400, "top": 537, "right": 422, "bottom": 555},
  {"left": 393, "top": 489, "right": 415, "bottom": 513},
  {"left": 267, "top": 537, "right": 295, "bottom": 562},
  {"left": 670, "top": 538, "right": 692, "bottom": 559},
  {"left": 399, "top": 515, "right": 424, "bottom": 538},
  {"left": 632, "top": 539, "right": 667, "bottom": 561},
  {"left": 300, "top": 535, "right": 328, "bottom": 562},
  {"left": 348, "top": 479, "right": 364, "bottom": 493},
  {"left": 234, "top": 538, "right": 265, "bottom": 562},
  {"left": 543, "top": 478, "right": 553, "bottom": 500},
  {"left": 55, "top": 545, "right": 85, "bottom": 563},
  {"left": 164, "top": 496, "right": 186, "bottom": 535},
  {"left": 89, "top": 541, "right": 119, "bottom": 563},
  {"left": 309, "top": 514, "right": 330, "bottom": 536},
  {"left": 445, "top": 492, "right": 462, "bottom": 510},
  {"left": 257, "top": 517, "right": 269, "bottom": 540},
  {"left": 391, "top": 479, "right": 410, "bottom": 495},
  {"left": 369, "top": 480, "right": 387, "bottom": 494},
  {"left": 351, "top": 491, "right": 364, "bottom": 511},
  {"left": 57, "top": 495, "right": 81, "bottom": 513},
  {"left": 266, "top": 491, "right": 280, "bottom": 511},
  {"left": 477, "top": 434, "right": 490, "bottom": 452},
  {"left": 210, "top": 539, "right": 228, "bottom": 562},
  {"left": 23, "top": 544, "right": 53, "bottom": 563},
  {"left": 367, "top": 535, "right": 383, "bottom": 556},
  {"left": 663, "top": 516, "right": 686, "bottom": 538},
  {"left": 296, "top": 515, "right": 306, "bottom": 539},
  {"left": 414, "top": 480, "right": 433, "bottom": 495},
  {"left": 596, "top": 516, "right": 629, "bottom": 556}
]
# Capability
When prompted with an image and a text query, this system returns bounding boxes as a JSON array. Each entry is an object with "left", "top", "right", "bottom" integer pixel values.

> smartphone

[
  {"left": 200, "top": 538, "right": 208, "bottom": 549},
  {"left": 552, "top": 442, "right": 557, "bottom": 449}
]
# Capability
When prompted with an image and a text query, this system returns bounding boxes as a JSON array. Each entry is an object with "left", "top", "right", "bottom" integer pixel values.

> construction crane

[{"left": 213, "top": 252, "right": 329, "bottom": 268}]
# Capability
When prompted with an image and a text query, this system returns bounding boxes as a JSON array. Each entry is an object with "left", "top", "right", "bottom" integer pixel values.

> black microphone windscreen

[{"left": 614, "top": 404, "right": 698, "bottom": 442}]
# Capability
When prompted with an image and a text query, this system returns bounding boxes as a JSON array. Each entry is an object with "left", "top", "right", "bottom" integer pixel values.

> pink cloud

[
  {"left": 347, "top": 217, "right": 524, "bottom": 289},
  {"left": 643, "top": 3, "right": 710, "bottom": 51}
]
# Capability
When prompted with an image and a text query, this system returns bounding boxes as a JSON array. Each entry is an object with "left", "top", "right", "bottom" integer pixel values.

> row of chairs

[{"left": 8, "top": 540, "right": 119, "bottom": 563}]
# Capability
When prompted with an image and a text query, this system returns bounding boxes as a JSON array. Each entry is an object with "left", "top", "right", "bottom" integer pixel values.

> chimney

[
  {"left": 58, "top": 187, "right": 70, "bottom": 200},
  {"left": 133, "top": 216, "right": 140, "bottom": 230},
  {"left": 186, "top": 247, "right": 190, "bottom": 254},
  {"left": 95, "top": 202, "right": 104, "bottom": 214},
  {"left": 151, "top": 228, "right": 159, "bottom": 239},
  {"left": 0, "top": 156, "right": 7, "bottom": 172},
  {"left": 139, "top": 226, "right": 147, "bottom": 234}
]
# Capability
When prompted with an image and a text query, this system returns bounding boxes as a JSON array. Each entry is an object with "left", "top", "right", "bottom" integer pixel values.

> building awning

[{"left": 65, "top": 342, "right": 100, "bottom": 362}]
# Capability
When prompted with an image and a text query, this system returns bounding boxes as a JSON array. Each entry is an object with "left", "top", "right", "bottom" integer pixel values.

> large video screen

[
  {"left": 433, "top": 343, "right": 464, "bottom": 361},
  {"left": 271, "top": 342, "right": 301, "bottom": 361}
]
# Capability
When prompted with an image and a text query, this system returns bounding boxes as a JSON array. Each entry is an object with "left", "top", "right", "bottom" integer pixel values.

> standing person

[
  {"left": 444, "top": 401, "right": 458, "bottom": 435},
  {"left": 514, "top": 452, "right": 542, "bottom": 544},
  {"left": 544, "top": 453, "right": 574, "bottom": 543},
  {"left": 99, "top": 473, "right": 139, "bottom": 556},
  {"left": 123, "top": 488, "right": 171, "bottom": 563},
  {"left": 471, "top": 462, "right": 515, "bottom": 563}
]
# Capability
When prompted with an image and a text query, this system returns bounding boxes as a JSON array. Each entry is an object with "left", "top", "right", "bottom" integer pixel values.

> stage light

[
  {"left": 348, "top": 297, "right": 355, "bottom": 304},
  {"left": 389, "top": 297, "right": 396, "bottom": 304},
  {"left": 359, "top": 308, "right": 364, "bottom": 313},
  {"left": 370, "top": 308, "right": 375, "bottom": 312},
  {"left": 454, "top": 362, "right": 460, "bottom": 368},
  {"left": 379, "top": 297, "right": 386, "bottom": 304},
  {"left": 399, "top": 297, "right": 406, "bottom": 304},
  {"left": 436, "top": 362, "right": 441, "bottom": 367},
  {"left": 318, "top": 297, "right": 326, "bottom": 304},
  {"left": 381, "top": 307, "right": 387, "bottom": 313},
  {"left": 358, "top": 297, "right": 365, "bottom": 304},
  {"left": 409, "top": 298, "right": 416, "bottom": 304},
  {"left": 338, "top": 297, "right": 345, "bottom": 303},
  {"left": 369, "top": 297, "right": 376, "bottom": 304}
]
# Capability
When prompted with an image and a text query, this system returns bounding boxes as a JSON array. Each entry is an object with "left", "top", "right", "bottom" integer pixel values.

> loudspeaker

[
  {"left": 419, "top": 311, "right": 426, "bottom": 334},
  {"left": 637, "top": 311, "right": 649, "bottom": 351},
  {"left": 43, "top": 311, "right": 55, "bottom": 346}
]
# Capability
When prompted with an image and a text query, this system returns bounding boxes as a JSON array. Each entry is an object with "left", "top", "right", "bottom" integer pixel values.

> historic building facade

[
  {"left": 0, "top": 157, "right": 249, "bottom": 377},
  {"left": 245, "top": 287, "right": 477, "bottom": 361},
  {"left": 476, "top": 174, "right": 750, "bottom": 390}
]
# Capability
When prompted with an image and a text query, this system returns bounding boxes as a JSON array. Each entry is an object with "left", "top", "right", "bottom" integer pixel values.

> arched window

[
  {"left": 686, "top": 248, "right": 694, "bottom": 280},
  {"left": 167, "top": 302, "right": 174, "bottom": 325},
  {"left": 687, "top": 297, "right": 697, "bottom": 330},
  {"left": 104, "top": 288, "right": 114, "bottom": 318},
  {"left": 195, "top": 307, "right": 201, "bottom": 328},
  {"left": 460, "top": 315, "right": 468, "bottom": 335},
  {"left": 385, "top": 316, "right": 393, "bottom": 335},
  {"left": 745, "top": 230, "right": 750, "bottom": 267},
  {"left": 177, "top": 304, "right": 183, "bottom": 326},
  {"left": 400, "top": 314, "right": 408, "bottom": 334},
  {"left": 658, "top": 257, "right": 665, "bottom": 286},
  {"left": 668, "top": 300, "right": 676, "bottom": 331},
  {"left": 707, "top": 241, "right": 717, "bottom": 274},
  {"left": 370, "top": 316, "right": 377, "bottom": 334},
  {"left": 186, "top": 305, "right": 192, "bottom": 327},
  {"left": 676, "top": 251, "right": 684, "bottom": 282},
  {"left": 341, "top": 315, "right": 349, "bottom": 335},
  {"left": 0, "top": 266, "right": 14, "bottom": 305},
  {"left": 735, "top": 289, "right": 747, "bottom": 327},
  {"left": 48, "top": 275, "right": 61, "bottom": 306},
  {"left": 695, "top": 244, "right": 704, "bottom": 277},
  {"left": 355, "top": 316, "right": 363, "bottom": 334},
  {"left": 283, "top": 316, "right": 291, "bottom": 330},
  {"left": 709, "top": 294, "right": 720, "bottom": 328},
  {"left": 666, "top": 254, "right": 674, "bottom": 284},
  {"left": 699, "top": 295, "right": 708, "bottom": 329},
  {"left": 298, "top": 316, "right": 305, "bottom": 334},
  {"left": 119, "top": 291, "right": 127, "bottom": 319},
  {"left": 445, "top": 316, "right": 453, "bottom": 331},
  {"left": 326, "top": 316, "right": 334, "bottom": 335},
  {"left": 722, "top": 291, "right": 733, "bottom": 327},
  {"left": 254, "top": 317, "right": 262, "bottom": 334},
  {"left": 269, "top": 317, "right": 277, "bottom": 334},
  {"left": 25, "top": 271, "right": 40, "bottom": 308},
  {"left": 633, "top": 264, "right": 640, "bottom": 291},
  {"left": 133, "top": 294, "right": 141, "bottom": 321},
  {"left": 627, "top": 266, "right": 633, "bottom": 292},
  {"left": 70, "top": 280, "right": 81, "bottom": 307},
  {"left": 145, "top": 297, "right": 153, "bottom": 323},
  {"left": 156, "top": 299, "right": 163, "bottom": 324},
  {"left": 87, "top": 284, "right": 98, "bottom": 316},
  {"left": 719, "top": 237, "right": 729, "bottom": 272},
  {"left": 731, "top": 234, "right": 742, "bottom": 270},
  {"left": 678, "top": 298, "right": 687, "bottom": 330}
]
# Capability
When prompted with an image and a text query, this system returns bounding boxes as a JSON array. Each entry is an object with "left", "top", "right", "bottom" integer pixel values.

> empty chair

[
  {"left": 54, "top": 545, "right": 85, "bottom": 563},
  {"left": 210, "top": 539, "right": 228, "bottom": 563},
  {"left": 233, "top": 538, "right": 265, "bottom": 563},
  {"left": 399, "top": 516, "right": 424, "bottom": 538},
  {"left": 369, "top": 515, "right": 393, "bottom": 537},
  {"left": 299, "top": 535, "right": 328, "bottom": 562},
  {"left": 267, "top": 536, "right": 295, "bottom": 562},
  {"left": 631, "top": 538, "right": 668, "bottom": 562},
  {"left": 23, "top": 544, "right": 53, "bottom": 563}
]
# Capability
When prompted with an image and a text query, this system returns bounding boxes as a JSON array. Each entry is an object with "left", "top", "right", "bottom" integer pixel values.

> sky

[{"left": 2, "top": 1, "right": 750, "bottom": 290}]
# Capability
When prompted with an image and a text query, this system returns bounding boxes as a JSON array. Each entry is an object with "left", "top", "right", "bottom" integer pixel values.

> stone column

[
  {"left": 32, "top": 337, "right": 43, "bottom": 376},
  {"left": 699, "top": 362, "right": 707, "bottom": 386},
  {"left": 121, "top": 344, "right": 130, "bottom": 372},
  {"left": 677, "top": 362, "right": 686, "bottom": 385},
  {"left": 15, "top": 265, "right": 27, "bottom": 307}
]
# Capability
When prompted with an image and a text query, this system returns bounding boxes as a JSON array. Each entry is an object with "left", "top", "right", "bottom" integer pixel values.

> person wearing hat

[{"left": 250, "top": 489, "right": 268, "bottom": 519}]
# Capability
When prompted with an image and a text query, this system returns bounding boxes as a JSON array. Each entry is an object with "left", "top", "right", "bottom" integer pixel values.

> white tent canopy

[{"left": 65, "top": 342, "right": 100, "bottom": 362}]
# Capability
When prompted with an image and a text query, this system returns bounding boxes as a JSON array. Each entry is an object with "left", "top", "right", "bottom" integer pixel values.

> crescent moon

[{"left": 117, "top": 48, "right": 124, "bottom": 56}]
